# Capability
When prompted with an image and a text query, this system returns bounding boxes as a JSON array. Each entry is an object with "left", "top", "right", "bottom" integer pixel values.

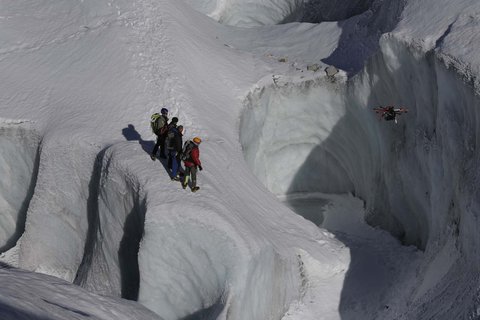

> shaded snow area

[
  {"left": 1, "top": 0, "right": 480, "bottom": 319},
  {"left": 0, "top": 122, "right": 40, "bottom": 253},
  {"left": 0, "top": 262, "right": 159, "bottom": 320}
]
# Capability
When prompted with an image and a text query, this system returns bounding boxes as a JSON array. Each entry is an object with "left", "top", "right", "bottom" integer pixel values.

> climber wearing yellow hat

[{"left": 181, "top": 136, "right": 203, "bottom": 192}]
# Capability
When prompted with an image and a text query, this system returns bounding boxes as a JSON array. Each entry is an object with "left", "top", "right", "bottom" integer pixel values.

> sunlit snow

[{"left": 1, "top": 0, "right": 480, "bottom": 319}]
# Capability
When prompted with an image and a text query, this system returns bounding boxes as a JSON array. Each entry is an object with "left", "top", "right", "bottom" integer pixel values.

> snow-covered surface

[
  {"left": 1, "top": 0, "right": 480, "bottom": 319},
  {"left": 0, "top": 262, "right": 160, "bottom": 320}
]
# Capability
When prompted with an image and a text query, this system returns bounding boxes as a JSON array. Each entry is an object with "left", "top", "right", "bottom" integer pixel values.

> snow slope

[
  {"left": 1, "top": 0, "right": 480, "bottom": 319},
  {"left": 0, "top": 262, "right": 160, "bottom": 320}
]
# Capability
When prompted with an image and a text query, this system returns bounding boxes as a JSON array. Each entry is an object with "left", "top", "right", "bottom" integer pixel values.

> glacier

[{"left": 1, "top": 0, "right": 480, "bottom": 319}]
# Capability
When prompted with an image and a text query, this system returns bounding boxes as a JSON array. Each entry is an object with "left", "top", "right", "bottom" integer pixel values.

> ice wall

[
  {"left": 0, "top": 123, "right": 40, "bottom": 253},
  {"left": 74, "top": 143, "right": 146, "bottom": 300},
  {"left": 241, "top": 34, "right": 480, "bottom": 316},
  {"left": 0, "top": 138, "right": 148, "bottom": 302},
  {"left": 353, "top": 35, "right": 480, "bottom": 253},
  {"left": 363, "top": 35, "right": 480, "bottom": 319},
  {"left": 240, "top": 77, "right": 354, "bottom": 196}
]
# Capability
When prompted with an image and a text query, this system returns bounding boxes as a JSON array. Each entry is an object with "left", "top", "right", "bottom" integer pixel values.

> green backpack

[{"left": 150, "top": 113, "right": 167, "bottom": 134}]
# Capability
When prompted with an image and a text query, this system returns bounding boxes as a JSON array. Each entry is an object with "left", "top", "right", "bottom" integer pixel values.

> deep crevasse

[{"left": 241, "top": 34, "right": 480, "bottom": 318}]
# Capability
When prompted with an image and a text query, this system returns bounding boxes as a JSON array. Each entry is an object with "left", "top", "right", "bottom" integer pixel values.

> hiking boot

[
  {"left": 171, "top": 176, "right": 180, "bottom": 181},
  {"left": 191, "top": 186, "right": 200, "bottom": 192},
  {"left": 150, "top": 154, "right": 156, "bottom": 161},
  {"left": 182, "top": 182, "right": 187, "bottom": 189}
]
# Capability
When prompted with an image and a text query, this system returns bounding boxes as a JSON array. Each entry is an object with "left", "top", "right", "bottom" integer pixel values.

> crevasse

[{"left": 241, "top": 34, "right": 480, "bottom": 317}]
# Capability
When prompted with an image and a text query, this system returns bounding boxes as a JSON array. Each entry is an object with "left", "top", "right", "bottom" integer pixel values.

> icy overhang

[{"left": 184, "top": 0, "right": 375, "bottom": 27}]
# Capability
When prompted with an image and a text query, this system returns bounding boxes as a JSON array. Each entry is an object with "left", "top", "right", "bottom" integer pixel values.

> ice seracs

[{"left": 1, "top": 0, "right": 480, "bottom": 319}]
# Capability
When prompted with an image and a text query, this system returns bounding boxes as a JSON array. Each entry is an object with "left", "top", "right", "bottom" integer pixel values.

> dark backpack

[
  {"left": 165, "top": 126, "right": 177, "bottom": 150},
  {"left": 180, "top": 141, "right": 195, "bottom": 161}
]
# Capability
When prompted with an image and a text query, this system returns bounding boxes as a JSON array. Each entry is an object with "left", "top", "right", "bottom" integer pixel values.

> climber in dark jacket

[
  {"left": 151, "top": 108, "right": 169, "bottom": 160},
  {"left": 167, "top": 125, "right": 183, "bottom": 180}
]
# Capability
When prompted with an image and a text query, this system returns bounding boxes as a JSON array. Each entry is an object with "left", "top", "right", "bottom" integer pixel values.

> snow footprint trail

[{"left": 282, "top": 193, "right": 421, "bottom": 320}]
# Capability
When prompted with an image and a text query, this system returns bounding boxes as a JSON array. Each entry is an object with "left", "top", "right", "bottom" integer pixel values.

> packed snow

[{"left": 1, "top": 0, "right": 480, "bottom": 319}]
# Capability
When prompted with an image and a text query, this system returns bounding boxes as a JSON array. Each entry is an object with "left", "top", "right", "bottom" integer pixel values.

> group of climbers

[{"left": 150, "top": 108, "right": 202, "bottom": 192}]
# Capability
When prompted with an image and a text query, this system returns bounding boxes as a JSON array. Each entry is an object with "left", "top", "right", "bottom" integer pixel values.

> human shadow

[
  {"left": 121, "top": 124, "right": 178, "bottom": 177},
  {"left": 122, "top": 124, "right": 154, "bottom": 157}
]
